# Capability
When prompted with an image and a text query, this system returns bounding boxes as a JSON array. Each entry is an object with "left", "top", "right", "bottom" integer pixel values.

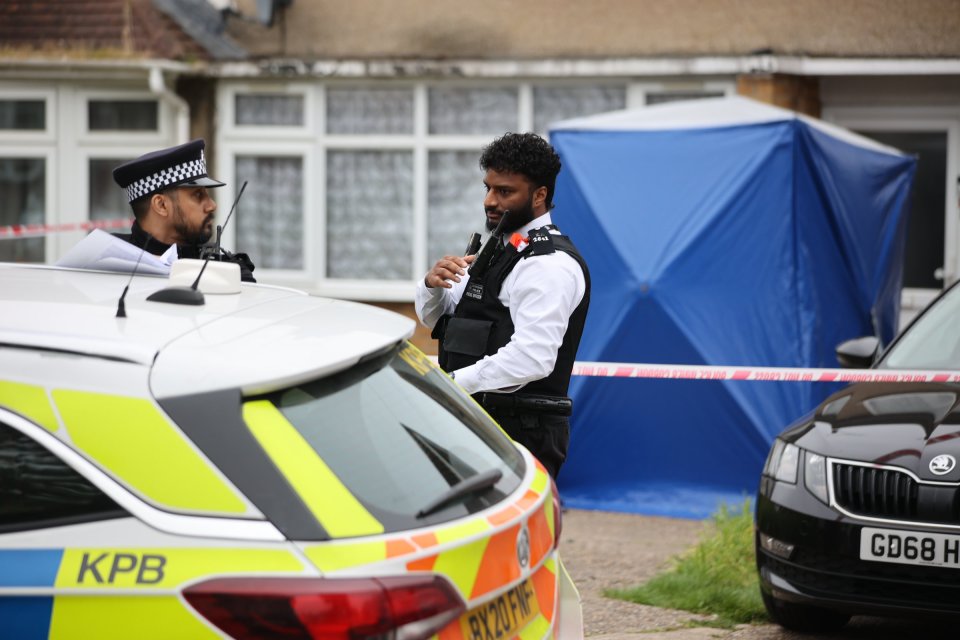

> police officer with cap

[{"left": 112, "top": 139, "right": 255, "bottom": 282}]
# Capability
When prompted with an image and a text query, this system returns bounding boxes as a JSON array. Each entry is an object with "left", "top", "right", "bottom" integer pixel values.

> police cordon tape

[
  {"left": 423, "top": 355, "right": 959, "bottom": 382},
  {"left": 0, "top": 218, "right": 132, "bottom": 239},
  {"left": 570, "top": 361, "right": 960, "bottom": 383}
]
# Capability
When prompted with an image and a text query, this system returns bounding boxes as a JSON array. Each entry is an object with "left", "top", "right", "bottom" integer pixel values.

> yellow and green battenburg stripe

[
  {"left": 305, "top": 539, "right": 392, "bottom": 573},
  {"left": 0, "top": 380, "right": 60, "bottom": 432},
  {"left": 242, "top": 400, "right": 384, "bottom": 537},
  {"left": 517, "top": 614, "right": 552, "bottom": 639},
  {"left": 49, "top": 596, "right": 222, "bottom": 640},
  {"left": 53, "top": 390, "right": 247, "bottom": 514}
]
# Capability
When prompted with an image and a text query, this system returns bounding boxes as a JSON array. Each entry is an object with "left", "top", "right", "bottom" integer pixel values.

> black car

[{"left": 756, "top": 279, "right": 960, "bottom": 631}]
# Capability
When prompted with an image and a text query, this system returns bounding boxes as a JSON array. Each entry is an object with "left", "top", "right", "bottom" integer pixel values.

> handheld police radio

[
  {"left": 461, "top": 211, "right": 512, "bottom": 302},
  {"left": 464, "top": 232, "right": 482, "bottom": 257},
  {"left": 200, "top": 181, "right": 247, "bottom": 263},
  {"left": 467, "top": 210, "right": 512, "bottom": 281}
]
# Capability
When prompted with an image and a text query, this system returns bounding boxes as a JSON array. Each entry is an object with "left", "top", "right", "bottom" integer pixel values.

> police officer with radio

[
  {"left": 111, "top": 139, "right": 256, "bottom": 282},
  {"left": 415, "top": 132, "right": 590, "bottom": 479}
]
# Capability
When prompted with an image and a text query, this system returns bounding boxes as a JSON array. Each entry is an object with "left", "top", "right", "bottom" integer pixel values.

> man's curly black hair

[{"left": 479, "top": 132, "right": 562, "bottom": 210}]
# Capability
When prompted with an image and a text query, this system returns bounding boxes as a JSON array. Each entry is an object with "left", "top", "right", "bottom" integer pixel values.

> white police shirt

[{"left": 415, "top": 212, "right": 587, "bottom": 395}]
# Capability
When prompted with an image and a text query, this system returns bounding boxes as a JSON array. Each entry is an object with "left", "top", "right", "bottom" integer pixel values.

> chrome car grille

[
  {"left": 832, "top": 461, "right": 960, "bottom": 525},
  {"left": 832, "top": 463, "right": 919, "bottom": 518}
]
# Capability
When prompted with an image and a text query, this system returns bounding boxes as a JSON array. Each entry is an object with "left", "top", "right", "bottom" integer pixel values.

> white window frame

[
  {"left": 218, "top": 82, "right": 317, "bottom": 285},
  {"left": 220, "top": 82, "right": 315, "bottom": 139},
  {"left": 218, "top": 141, "right": 317, "bottom": 283},
  {"left": 76, "top": 89, "right": 169, "bottom": 144},
  {"left": 217, "top": 77, "right": 735, "bottom": 301},
  {"left": 0, "top": 145, "right": 57, "bottom": 260},
  {"left": 1, "top": 81, "right": 182, "bottom": 264},
  {"left": 0, "top": 86, "right": 57, "bottom": 142},
  {"left": 628, "top": 80, "right": 735, "bottom": 107},
  {"left": 0, "top": 84, "right": 58, "bottom": 258},
  {"left": 822, "top": 106, "right": 960, "bottom": 312},
  {"left": 58, "top": 86, "right": 176, "bottom": 255},
  {"left": 528, "top": 79, "right": 631, "bottom": 134},
  {"left": 82, "top": 147, "right": 143, "bottom": 212}
]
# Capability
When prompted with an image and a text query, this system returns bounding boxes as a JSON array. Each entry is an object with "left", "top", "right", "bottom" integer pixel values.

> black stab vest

[{"left": 437, "top": 227, "right": 591, "bottom": 398}]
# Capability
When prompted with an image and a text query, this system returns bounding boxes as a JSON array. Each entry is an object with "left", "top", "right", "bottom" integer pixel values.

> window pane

[
  {"left": 326, "top": 151, "right": 412, "bottom": 279},
  {"left": 533, "top": 85, "right": 627, "bottom": 133},
  {"left": 0, "top": 158, "right": 45, "bottom": 263},
  {"left": 0, "top": 100, "right": 45, "bottom": 130},
  {"left": 428, "top": 87, "right": 518, "bottom": 135},
  {"left": 235, "top": 94, "right": 304, "bottom": 127},
  {"left": 88, "top": 100, "right": 158, "bottom": 131},
  {"left": 235, "top": 156, "right": 304, "bottom": 270},
  {"left": 0, "top": 422, "right": 125, "bottom": 532},
  {"left": 644, "top": 91, "right": 724, "bottom": 105},
  {"left": 428, "top": 151, "right": 485, "bottom": 269},
  {"left": 89, "top": 158, "right": 131, "bottom": 222},
  {"left": 881, "top": 284, "right": 960, "bottom": 369},
  {"left": 326, "top": 88, "right": 414, "bottom": 134}
]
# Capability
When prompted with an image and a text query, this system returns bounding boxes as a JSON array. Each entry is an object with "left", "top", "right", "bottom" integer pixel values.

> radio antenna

[
  {"left": 189, "top": 181, "right": 247, "bottom": 291},
  {"left": 216, "top": 181, "right": 246, "bottom": 254},
  {"left": 115, "top": 233, "right": 152, "bottom": 318}
]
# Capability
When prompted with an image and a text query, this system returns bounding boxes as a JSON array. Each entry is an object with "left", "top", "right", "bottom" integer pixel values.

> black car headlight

[
  {"left": 763, "top": 439, "right": 799, "bottom": 484},
  {"left": 763, "top": 438, "right": 829, "bottom": 505},
  {"left": 804, "top": 451, "right": 829, "bottom": 504}
]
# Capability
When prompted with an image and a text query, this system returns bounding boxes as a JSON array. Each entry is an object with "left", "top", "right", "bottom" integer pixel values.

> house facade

[{"left": 2, "top": 0, "right": 959, "bottom": 348}]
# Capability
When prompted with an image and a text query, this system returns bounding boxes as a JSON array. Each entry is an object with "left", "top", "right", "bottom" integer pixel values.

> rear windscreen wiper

[{"left": 415, "top": 468, "right": 503, "bottom": 519}]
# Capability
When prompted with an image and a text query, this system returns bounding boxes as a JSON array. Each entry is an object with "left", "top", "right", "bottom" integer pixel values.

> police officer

[
  {"left": 111, "top": 139, "right": 255, "bottom": 282},
  {"left": 415, "top": 132, "right": 590, "bottom": 479}
]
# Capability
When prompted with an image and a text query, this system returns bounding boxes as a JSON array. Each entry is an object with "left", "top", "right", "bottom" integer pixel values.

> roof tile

[{"left": 0, "top": 0, "right": 208, "bottom": 60}]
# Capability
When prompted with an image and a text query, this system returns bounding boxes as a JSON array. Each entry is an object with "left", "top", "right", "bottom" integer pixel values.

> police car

[{"left": 0, "top": 261, "right": 582, "bottom": 640}]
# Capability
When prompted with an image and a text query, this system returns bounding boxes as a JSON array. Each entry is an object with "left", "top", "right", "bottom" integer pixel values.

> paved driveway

[{"left": 559, "top": 509, "right": 956, "bottom": 640}]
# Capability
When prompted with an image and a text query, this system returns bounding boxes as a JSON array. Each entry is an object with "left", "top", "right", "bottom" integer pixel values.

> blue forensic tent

[{"left": 549, "top": 96, "right": 916, "bottom": 518}]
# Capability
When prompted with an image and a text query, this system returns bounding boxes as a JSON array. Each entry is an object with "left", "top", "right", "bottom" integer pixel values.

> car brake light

[
  {"left": 550, "top": 476, "right": 563, "bottom": 547},
  {"left": 183, "top": 575, "right": 465, "bottom": 640}
]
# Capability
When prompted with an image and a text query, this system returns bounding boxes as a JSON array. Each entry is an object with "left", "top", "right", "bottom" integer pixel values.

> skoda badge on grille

[{"left": 929, "top": 454, "right": 957, "bottom": 476}]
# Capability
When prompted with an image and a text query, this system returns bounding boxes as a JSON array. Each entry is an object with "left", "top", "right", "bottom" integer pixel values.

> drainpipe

[{"left": 149, "top": 65, "right": 189, "bottom": 143}]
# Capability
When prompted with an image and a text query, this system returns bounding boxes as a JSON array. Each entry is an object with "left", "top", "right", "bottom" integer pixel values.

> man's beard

[
  {"left": 172, "top": 201, "right": 214, "bottom": 245},
  {"left": 485, "top": 193, "right": 536, "bottom": 234}
]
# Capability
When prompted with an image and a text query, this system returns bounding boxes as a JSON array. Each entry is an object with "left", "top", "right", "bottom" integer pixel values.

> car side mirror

[{"left": 835, "top": 336, "right": 879, "bottom": 369}]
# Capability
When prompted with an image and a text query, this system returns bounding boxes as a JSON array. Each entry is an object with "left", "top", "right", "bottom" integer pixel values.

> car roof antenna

[
  {"left": 115, "top": 233, "right": 152, "bottom": 318},
  {"left": 146, "top": 181, "right": 248, "bottom": 307},
  {"left": 210, "top": 180, "right": 247, "bottom": 265}
]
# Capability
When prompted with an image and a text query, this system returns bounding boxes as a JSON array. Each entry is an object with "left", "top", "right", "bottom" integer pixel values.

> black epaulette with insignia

[{"left": 525, "top": 226, "right": 556, "bottom": 257}]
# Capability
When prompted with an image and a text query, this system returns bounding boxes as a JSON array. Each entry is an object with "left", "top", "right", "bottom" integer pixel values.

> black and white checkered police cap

[{"left": 112, "top": 139, "right": 225, "bottom": 203}]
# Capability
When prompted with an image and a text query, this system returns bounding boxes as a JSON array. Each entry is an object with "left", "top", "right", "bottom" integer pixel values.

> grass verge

[{"left": 605, "top": 500, "right": 767, "bottom": 628}]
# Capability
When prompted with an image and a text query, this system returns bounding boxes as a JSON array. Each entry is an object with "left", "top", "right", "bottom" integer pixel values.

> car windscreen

[
  {"left": 880, "top": 283, "right": 960, "bottom": 370},
  {"left": 251, "top": 343, "right": 525, "bottom": 532}
]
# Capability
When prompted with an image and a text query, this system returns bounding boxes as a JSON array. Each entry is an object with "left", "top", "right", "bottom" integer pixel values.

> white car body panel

[{"left": 0, "top": 264, "right": 415, "bottom": 398}]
